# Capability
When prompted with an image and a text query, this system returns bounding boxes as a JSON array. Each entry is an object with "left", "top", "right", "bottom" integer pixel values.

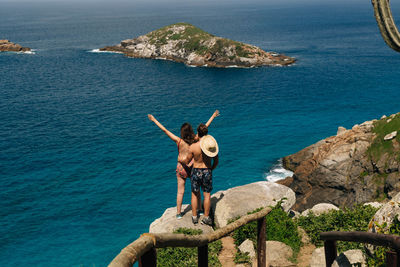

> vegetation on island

[{"left": 147, "top": 22, "right": 254, "bottom": 57}]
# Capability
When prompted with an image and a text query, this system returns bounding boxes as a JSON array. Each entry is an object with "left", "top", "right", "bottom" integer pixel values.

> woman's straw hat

[{"left": 200, "top": 135, "right": 219, "bottom": 157}]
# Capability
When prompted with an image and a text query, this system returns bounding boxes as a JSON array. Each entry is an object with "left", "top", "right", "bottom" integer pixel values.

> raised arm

[
  {"left": 205, "top": 110, "right": 220, "bottom": 128},
  {"left": 148, "top": 114, "right": 180, "bottom": 143}
]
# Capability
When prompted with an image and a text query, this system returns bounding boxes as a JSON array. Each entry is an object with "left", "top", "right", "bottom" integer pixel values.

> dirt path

[
  {"left": 218, "top": 236, "right": 237, "bottom": 267},
  {"left": 296, "top": 243, "right": 316, "bottom": 267}
]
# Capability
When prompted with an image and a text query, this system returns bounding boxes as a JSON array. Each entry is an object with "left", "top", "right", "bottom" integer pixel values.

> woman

[{"left": 147, "top": 110, "right": 219, "bottom": 219}]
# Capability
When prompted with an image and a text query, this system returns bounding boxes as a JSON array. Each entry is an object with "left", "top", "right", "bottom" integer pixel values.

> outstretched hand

[
  {"left": 213, "top": 110, "right": 220, "bottom": 117},
  {"left": 148, "top": 114, "right": 155, "bottom": 121}
]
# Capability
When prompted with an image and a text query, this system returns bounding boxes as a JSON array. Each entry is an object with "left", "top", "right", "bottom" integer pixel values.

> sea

[{"left": 1, "top": 0, "right": 400, "bottom": 265}]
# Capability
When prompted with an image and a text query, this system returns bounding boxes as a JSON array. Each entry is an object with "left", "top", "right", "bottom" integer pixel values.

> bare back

[
  {"left": 177, "top": 139, "right": 191, "bottom": 163},
  {"left": 190, "top": 142, "right": 212, "bottom": 168}
]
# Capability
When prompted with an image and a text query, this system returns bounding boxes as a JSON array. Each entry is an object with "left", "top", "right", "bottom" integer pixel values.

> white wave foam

[
  {"left": 88, "top": 49, "right": 123, "bottom": 54},
  {"left": 21, "top": 50, "right": 35, "bottom": 54},
  {"left": 264, "top": 159, "right": 293, "bottom": 182},
  {"left": 6, "top": 50, "right": 36, "bottom": 55}
]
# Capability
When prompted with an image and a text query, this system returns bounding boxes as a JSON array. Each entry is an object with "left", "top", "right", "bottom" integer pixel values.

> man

[{"left": 181, "top": 123, "right": 219, "bottom": 225}]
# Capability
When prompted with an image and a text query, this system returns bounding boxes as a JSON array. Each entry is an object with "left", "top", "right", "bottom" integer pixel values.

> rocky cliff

[
  {"left": 0, "top": 40, "right": 30, "bottom": 52},
  {"left": 281, "top": 112, "right": 400, "bottom": 211},
  {"left": 100, "top": 23, "right": 295, "bottom": 68}
]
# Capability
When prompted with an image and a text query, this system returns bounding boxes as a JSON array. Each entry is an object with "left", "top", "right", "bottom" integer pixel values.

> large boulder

[
  {"left": 149, "top": 204, "right": 213, "bottom": 234},
  {"left": 368, "top": 192, "right": 400, "bottom": 233},
  {"left": 363, "top": 202, "right": 383, "bottom": 209},
  {"left": 266, "top": 241, "right": 295, "bottom": 267},
  {"left": 332, "top": 249, "right": 366, "bottom": 267},
  {"left": 238, "top": 239, "right": 255, "bottom": 259},
  {"left": 310, "top": 247, "right": 325, "bottom": 267},
  {"left": 211, "top": 181, "right": 295, "bottom": 228},
  {"left": 301, "top": 203, "right": 339, "bottom": 216},
  {"left": 311, "top": 248, "right": 366, "bottom": 267}
]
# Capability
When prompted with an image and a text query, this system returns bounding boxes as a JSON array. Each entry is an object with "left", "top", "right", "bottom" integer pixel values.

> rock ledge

[{"left": 0, "top": 40, "right": 30, "bottom": 52}]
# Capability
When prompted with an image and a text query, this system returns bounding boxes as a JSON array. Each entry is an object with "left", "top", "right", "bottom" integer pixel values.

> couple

[{"left": 148, "top": 111, "right": 219, "bottom": 226}]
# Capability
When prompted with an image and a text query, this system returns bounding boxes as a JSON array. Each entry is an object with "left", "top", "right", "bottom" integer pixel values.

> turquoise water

[{"left": 1, "top": 0, "right": 400, "bottom": 265}]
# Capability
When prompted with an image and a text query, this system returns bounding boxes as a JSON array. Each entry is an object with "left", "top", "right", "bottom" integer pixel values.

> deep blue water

[{"left": 1, "top": 0, "right": 400, "bottom": 265}]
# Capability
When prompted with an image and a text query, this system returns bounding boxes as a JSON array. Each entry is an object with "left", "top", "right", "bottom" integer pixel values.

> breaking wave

[{"left": 264, "top": 159, "right": 293, "bottom": 182}]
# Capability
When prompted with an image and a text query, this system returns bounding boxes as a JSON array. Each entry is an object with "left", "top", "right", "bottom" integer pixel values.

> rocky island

[
  {"left": 0, "top": 40, "right": 31, "bottom": 52},
  {"left": 280, "top": 112, "right": 400, "bottom": 212},
  {"left": 100, "top": 23, "right": 295, "bottom": 68}
]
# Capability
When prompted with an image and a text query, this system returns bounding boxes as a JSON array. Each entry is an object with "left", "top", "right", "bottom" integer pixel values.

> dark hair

[
  {"left": 180, "top": 123, "right": 195, "bottom": 145},
  {"left": 197, "top": 123, "right": 208, "bottom": 138}
]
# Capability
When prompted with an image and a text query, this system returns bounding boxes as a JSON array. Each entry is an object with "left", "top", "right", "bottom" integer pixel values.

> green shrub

[
  {"left": 156, "top": 228, "right": 222, "bottom": 267},
  {"left": 234, "top": 251, "right": 252, "bottom": 264},
  {"left": 367, "top": 215, "right": 400, "bottom": 266},
  {"left": 296, "top": 204, "right": 378, "bottom": 252},
  {"left": 231, "top": 202, "right": 301, "bottom": 256}
]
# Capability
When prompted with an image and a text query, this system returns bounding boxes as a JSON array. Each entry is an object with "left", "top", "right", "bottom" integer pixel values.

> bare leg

[
  {"left": 176, "top": 174, "right": 186, "bottom": 214},
  {"left": 203, "top": 192, "right": 211, "bottom": 217},
  {"left": 197, "top": 192, "right": 202, "bottom": 212},
  {"left": 191, "top": 191, "right": 199, "bottom": 217}
]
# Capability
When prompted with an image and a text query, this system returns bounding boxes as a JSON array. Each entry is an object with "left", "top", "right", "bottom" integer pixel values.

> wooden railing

[
  {"left": 109, "top": 206, "right": 272, "bottom": 267},
  {"left": 321, "top": 231, "right": 400, "bottom": 267}
]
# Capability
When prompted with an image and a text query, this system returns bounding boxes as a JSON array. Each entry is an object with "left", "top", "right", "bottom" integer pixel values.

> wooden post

[
  {"left": 324, "top": 240, "right": 337, "bottom": 267},
  {"left": 386, "top": 251, "right": 397, "bottom": 267},
  {"left": 257, "top": 216, "right": 266, "bottom": 267},
  {"left": 198, "top": 245, "right": 208, "bottom": 267},
  {"left": 397, "top": 250, "right": 400, "bottom": 267},
  {"left": 386, "top": 250, "right": 400, "bottom": 267},
  {"left": 139, "top": 247, "right": 157, "bottom": 267}
]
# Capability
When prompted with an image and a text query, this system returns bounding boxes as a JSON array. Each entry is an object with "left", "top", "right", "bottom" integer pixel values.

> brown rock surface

[
  {"left": 0, "top": 40, "right": 30, "bottom": 52},
  {"left": 283, "top": 114, "right": 400, "bottom": 211}
]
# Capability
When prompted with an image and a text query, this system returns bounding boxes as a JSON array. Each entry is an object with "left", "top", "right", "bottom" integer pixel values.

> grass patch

[
  {"left": 156, "top": 228, "right": 222, "bottom": 267},
  {"left": 234, "top": 251, "right": 252, "bottom": 264},
  {"left": 368, "top": 114, "right": 400, "bottom": 161},
  {"left": 235, "top": 43, "right": 251, "bottom": 57},
  {"left": 296, "top": 204, "right": 378, "bottom": 252}
]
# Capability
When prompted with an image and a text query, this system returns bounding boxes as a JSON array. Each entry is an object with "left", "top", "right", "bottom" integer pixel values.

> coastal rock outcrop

[
  {"left": 0, "top": 40, "right": 30, "bottom": 52},
  {"left": 149, "top": 181, "right": 295, "bottom": 232},
  {"left": 211, "top": 181, "right": 295, "bottom": 228},
  {"left": 282, "top": 112, "right": 400, "bottom": 211},
  {"left": 100, "top": 23, "right": 295, "bottom": 68},
  {"left": 149, "top": 205, "right": 213, "bottom": 234}
]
